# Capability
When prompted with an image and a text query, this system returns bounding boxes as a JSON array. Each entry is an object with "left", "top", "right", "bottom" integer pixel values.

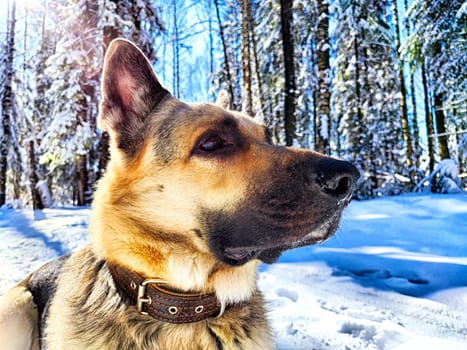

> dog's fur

[{"left": 0, "top": 39, "right": 358, "bottom": 350}]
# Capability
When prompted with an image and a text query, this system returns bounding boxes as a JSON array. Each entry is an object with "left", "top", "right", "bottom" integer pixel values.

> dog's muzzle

[{"left": 206, "top": 156, "right": 360, "bottom": 266}]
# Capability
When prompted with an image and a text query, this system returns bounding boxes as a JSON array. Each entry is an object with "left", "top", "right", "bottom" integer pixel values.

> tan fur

[{"left": 0, "top": 283, "right": 40, "bottom": 350}]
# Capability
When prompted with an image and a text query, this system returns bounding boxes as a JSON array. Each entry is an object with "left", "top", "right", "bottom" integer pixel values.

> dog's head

[{"left": 93, "top": 39, "right": 359, "bottom": 271}]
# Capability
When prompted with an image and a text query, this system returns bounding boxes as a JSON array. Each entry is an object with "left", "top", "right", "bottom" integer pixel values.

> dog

[{"left": 0, "top": 38, "right": 359, "bottom": 350}]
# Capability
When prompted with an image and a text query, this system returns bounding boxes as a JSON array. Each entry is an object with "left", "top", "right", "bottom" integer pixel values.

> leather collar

[{"left": 107, "top": 262, "right": 225, "bottom": 324}]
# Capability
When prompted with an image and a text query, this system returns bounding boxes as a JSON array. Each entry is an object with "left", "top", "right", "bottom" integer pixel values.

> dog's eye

[
  {"left": 194, "top": 132, "right": 236, "bottom": 157},
  {"left": 198, "top": 135, "right": 225, "bottom": 152}
]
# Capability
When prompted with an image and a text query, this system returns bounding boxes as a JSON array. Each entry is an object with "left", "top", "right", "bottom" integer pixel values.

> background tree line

[{"left": 0, "top": 0, "right": 465, "bottom": 208}]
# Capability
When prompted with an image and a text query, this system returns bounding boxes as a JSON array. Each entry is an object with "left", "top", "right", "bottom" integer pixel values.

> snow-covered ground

[{"left": 1, "top": 193, "right": 466, "bottom": 349}]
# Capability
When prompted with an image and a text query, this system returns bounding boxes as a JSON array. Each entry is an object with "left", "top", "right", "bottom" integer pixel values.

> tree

[
  {"left": 293, "top": 0, "right": 317, "bottom": 149},
  {"left": 280, "top": 0, "right": 296, "bottom": 146},
  {"left": 402, "top": 0, "right": 421, "bottom": 169},
  {"left": 23, "top": 2, "right": 54, "bottom": 209},
  {"left": 405, "top": 0, "right": 466, "bottom": 162},
  {"left": 332, "top": 0, "right": 405, "bottom": 198},
  {"left": 315, "top": 0, "right": 331, "bottom": 154},
  {"left": 392, "top": 0, "right": 414, "bottom": 170},
  {"left": 0, "top": 0, "right": 16, "bottom": 206},
  {"left": 421, "top": 61, "right": 436, "bottom": 172},
  {"left": 241, "top": 0, "right": 253, "bottom": 115},
  {"left": 213, "top": 0, "right": 241, "bottom": 110},
  {"left": 41, "top": 0, "right": 100, "bottom": 205},
  {"left": 248, "top": 2, "right": 265, "bottom": 119}
]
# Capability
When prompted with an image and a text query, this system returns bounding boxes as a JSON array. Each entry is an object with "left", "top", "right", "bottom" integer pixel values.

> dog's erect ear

[
  {"left": 216, "top": 90, "right": 231, "bottom": 110},
  {"left": 99, "top": 38, "right": 170, "bottom": 156}
]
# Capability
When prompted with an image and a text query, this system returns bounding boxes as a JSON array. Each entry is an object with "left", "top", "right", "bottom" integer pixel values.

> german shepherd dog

[{"left": 0, "top": 39, "right": 359, "bottom": 349}]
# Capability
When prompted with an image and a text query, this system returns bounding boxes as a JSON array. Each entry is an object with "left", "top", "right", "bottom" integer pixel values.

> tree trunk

[
  {"left": 241, "top": 0, "right": 253, "bottom": 115},
  {"left": 0, "top": 0, "right": 16, "bottom": 206},
  {"left": 75, "top": 0, "right": 98, "bottom": 205},
  {"left": 280, "top": 0, "right": 296, "bottom": 146},
  {"left": 28, "top": 141, "right": 44, "bottom": 210},
  {"left": 432, "top": 40, "right": 450, "bottom": 160},
  {"left": 410, "top": 72, "right": 421, "bottom": 168},
  {"left": 172, "top": 0, "right": 180, "bottom": 98},
  {"left": 434, "top": 93, "right": 450, "bottom": 160},
  {"left": 393, "top": 0, "right": 413, "bottom": 168},
  {"left": 422, "top": 61, "right": 436, "bottom": 171},
  {"left": 403, "top": 0, "right": 421, "bottom": 169},
  {"left": 208, "top": 0, "right": 214, "bottom": 77},
  {"left": 315, "top": 0, "right": 331, "bottom": 154},
  {"left": 248, "top": 4, "right": 265, "bottom": 118},
  {"left": 409, "top": 70, "right": 422, "bottom": 165},
  {"left": 352, "top": 7, "right": 364, "bottom": 161},
  {"left": 214, "top": 0, "right": 235, "bottom": 109}
]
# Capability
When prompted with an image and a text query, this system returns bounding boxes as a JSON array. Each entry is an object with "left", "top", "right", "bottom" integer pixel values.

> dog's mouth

[
  {"left": 221, "top": 235, "right": 323, "bottom": 266},
  {"left": 223, "top": 247, "right": 260, "bottom": 262},
  {"left": 217, "top": 210, "right": 342, "bottom": 266}
]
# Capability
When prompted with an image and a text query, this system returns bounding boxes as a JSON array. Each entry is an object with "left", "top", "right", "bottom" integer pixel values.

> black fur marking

[
  {"left": 192, "top": 229, "right": 203, "bottom": 238},
  {"left": 208, "top": 327, "right": 224, "bottom": 350},
  {"left": 152, "top": 101, "right": 192, "bottom": 163},
  {"left": 242, "top": 323, "right": 252, "bottom": 339},
  {"left": 27, "top": 255, "right": 70, "bottom": 342},
  {"left": 76, "top": 258, "right": 106, "bottom": 313}
]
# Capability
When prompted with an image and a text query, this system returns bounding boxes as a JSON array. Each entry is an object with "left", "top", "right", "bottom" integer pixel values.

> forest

[{"left": 0, "top": 0, "right": 466, "bottom": 208}]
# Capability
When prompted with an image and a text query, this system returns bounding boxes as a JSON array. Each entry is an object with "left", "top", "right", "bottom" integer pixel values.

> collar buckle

[{"left": 137, "top": 279, "right": 167, "bottom": 314}]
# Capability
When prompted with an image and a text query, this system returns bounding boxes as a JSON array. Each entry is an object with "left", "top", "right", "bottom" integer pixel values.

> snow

[
  {"left": 1, "top": 193, "right": 467, "bottom": 349},
  {"left": 415, "top": 159, "right": 463, "bottom": 194},
  {"left": 457, "top": 1, "right": 467, "bottom": 18}
]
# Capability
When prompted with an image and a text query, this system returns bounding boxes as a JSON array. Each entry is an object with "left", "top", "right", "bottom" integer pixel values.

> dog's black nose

[{"left": 316, "top": 158, "right": 360, "bottom": 199}]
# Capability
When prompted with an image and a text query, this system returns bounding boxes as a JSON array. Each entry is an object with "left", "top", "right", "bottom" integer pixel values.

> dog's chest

[{"left": 43, "top": 247, "right": 273, "bottom": 350}]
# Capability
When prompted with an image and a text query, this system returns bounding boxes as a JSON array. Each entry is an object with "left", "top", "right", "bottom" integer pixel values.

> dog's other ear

[
  {"left": 99, "top": 38, "right": 170, "bottom": 157},
  {"left": 216, "top": 89, "right": 231, "bottom": 110}
]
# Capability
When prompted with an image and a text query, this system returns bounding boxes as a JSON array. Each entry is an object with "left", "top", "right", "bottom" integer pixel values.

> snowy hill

[{"left": 1, "top": 194, "right": 466, "bottom": 349}]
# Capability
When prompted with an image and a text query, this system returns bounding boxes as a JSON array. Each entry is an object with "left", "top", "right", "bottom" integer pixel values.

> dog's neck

[
  {"left": 90, "top": 226, "right": 259, "bottom": 305},
  {"left": 105, "top": 248, "right": 260, "bottom": 306}
]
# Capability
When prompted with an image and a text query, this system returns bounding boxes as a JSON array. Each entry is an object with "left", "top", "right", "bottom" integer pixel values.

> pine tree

[
  {"left": 402, "top": 0, "right": 421, "bottom": 170},
  {"left": 21, "top": 3, "right": 53, "bottom": 209},
  {"left": 315, "top": 0, "right": 331, "bottom": 154},
  {"left": 248, "top": 2, "right": 265, "bottom": 119},
  {"left": 392, "top": 0, "right": 414, "bottom": 171},
  {"left": 405, "top": 0, "right": 466, "bottom": 162},
  {"left": 0, "top": 0, "right": 17, "bottom": 206},
  {"left": 241, "top": 0, "right": 253, "bottom": 115},
  {"left": 255, "top": 0, "right": 285, "bottom": 142},
  {"left": 293, "top": 0, "right": 317, "bottom": 149},
  {"left": 421, "top": 61, "right": 436, "bottom": 172},
  {"left": 332, "top": 0, "right": 405, "bottom": 197},
  {"left": 213, "top": 0, "right": 234, "bottom": 109},
  {"left": 213, "top": 0, "right": 242, "bottom": 110},
  {"left": 280, "top": 0, "right": 296, "bottom": 146},
  {"left": 41, "top": 0, "right": 100, "bottom": 205}
]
